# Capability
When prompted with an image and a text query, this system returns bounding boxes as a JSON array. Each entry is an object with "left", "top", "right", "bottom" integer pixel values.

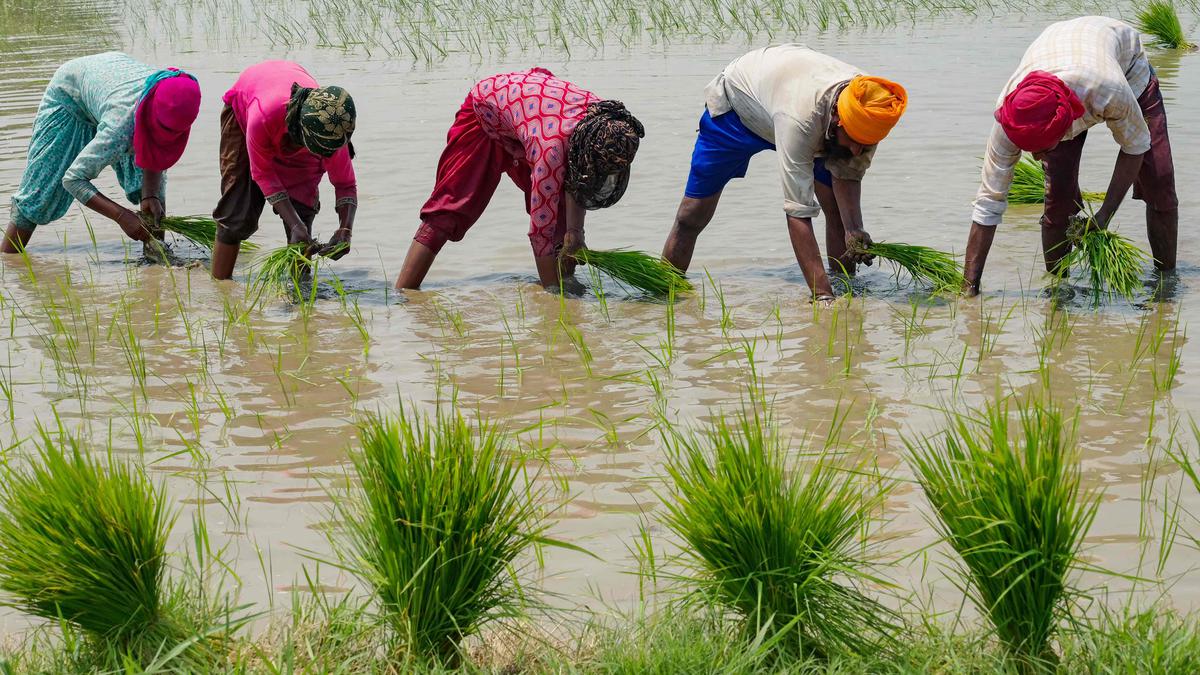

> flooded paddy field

[{"left": 2, "top": 0, "right": 1200, "bottom": 668}]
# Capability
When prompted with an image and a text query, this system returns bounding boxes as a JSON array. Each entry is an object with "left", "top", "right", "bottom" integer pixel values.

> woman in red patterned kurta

[{"left": 395, "top": 68, "right": 644, "bottom": 290}]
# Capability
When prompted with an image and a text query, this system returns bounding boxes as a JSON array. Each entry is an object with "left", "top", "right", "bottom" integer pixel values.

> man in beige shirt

[
  {"left": 963, "top": 16, "right": 1177, "bottom": 294},
  {"left": 660, "top": 45, "right": 908, "bottom": 301}
]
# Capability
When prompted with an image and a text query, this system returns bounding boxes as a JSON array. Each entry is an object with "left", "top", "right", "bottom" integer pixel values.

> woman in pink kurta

[
  {"left": 395, "top": 68, "right": 644, "bottom": 291},
  {"left": 211, "top": 60, "right": 359, "bottom": 280}
]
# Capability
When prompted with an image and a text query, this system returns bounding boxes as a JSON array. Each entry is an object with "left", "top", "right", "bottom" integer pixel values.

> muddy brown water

[{"left": 2, "top": 2, "right": 1200, "bottom": 634}]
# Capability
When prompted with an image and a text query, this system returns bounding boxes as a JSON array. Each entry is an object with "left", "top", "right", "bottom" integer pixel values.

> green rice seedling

[
  {"left": 155, "top": 215, "right": 261, "bottom": 253},
  {"left": 1137, "top": 1, "right": 1196, "bottom": 50},
  {"left": 659, "top": 394, "right": 896, "bottom": 659},
  {"left": 1056, "top": 217, "right": 1150, "bottom": 301},
  {"left": 863, "top": 241, "right": 965, "bottom": 294},
  {"left": 330, "top": 405, "right": 579, "bottom": 663},
  {"left": 905, "top": 398, "right": 1100, "bottom": 670},
  {"left": 0, "top": 426, "right": 175, "bottom": 647},
  {"left": 249, "top": 243, "right": 346, "bottom": 302},
  {"left": 574, "top": 248, "right": 692, "bottom": 297},
  {"left": 1010, "top": 155, "right": 1105, "bottom": 205}
]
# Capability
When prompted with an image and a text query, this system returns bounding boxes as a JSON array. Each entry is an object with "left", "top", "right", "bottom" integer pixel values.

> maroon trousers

[{"left": 1040, "top": 76, "right": 1177, "bottom": 269}]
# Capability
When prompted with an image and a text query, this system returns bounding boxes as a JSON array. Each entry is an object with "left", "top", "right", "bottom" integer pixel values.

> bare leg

[
  {"left": 211, "top": 240, "right": 241, "bottom": 280},
  {"left": 1, "top": 224, "right": 33, "bottom": 253},
  {"left": 662, "top": 193, "right": 722, "bottom": 272},
  {"left": 396, "top": 239, "right": 437, "bottom": 290},
  {"left": 814, "top": 181, "right": 855, "bottom": 277},
  {"left": 1146, "top": 205, "right": 1178, "bottom": 270}
]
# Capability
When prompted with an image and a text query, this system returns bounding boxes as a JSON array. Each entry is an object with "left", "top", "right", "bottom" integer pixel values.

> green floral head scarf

[{"left": 286, "top": 83, "right": 356, "bottom": 158}]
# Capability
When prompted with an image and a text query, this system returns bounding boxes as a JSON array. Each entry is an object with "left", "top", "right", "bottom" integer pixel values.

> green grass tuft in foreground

[
  {"left": 1137, "top": 1, "right": 1195, "bottom": 50},
  {"left": 574, "top": 248, "right": 692, "bottom": 297},
  {"left": 659, "top": 393, "right": 897, "bottom": 659},
  {"left": 864, "top": 241, "right": 965, "bottom": 294},
  {"left": 0, "top": 425, "right": 175, "bottom": 645},
  {"left": 905, "top": 398, "right": 1101, "bottom": 670},
  {"left": 331, "top": 406, "right": 565, "bottom": 663}
]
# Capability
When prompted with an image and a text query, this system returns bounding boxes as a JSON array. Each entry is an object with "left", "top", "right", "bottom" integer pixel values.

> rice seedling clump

[
  {"left": 862, "top": 241, "right": 965, "bottom": 293},
  {"left": 249, "top": 242, "right": 346, "bottom": 301},
  {"left": 574, "top": 248, "right": 692, "bottom": 296},
  {"left": 905, "top": 398, "right": 1100, "bottom": 669},
  {"left": 0, "top": 427, "right": 174, "bottom": 645},
  {"left": 331, "top": 406, "right": 552, "bottom": 662},
  {"left": 153, "top": 215, "right": 258, "bottom": 253},
  {"left": 1137, "top": 1, "right": 1196, "bottom": 50},
  {"left": 1058, "top": 217, "right": 1150, "bottom": 301},
  {"left": 659, "top": 395, "right": 895, "bottom": 658},
  {"left": 1009, "top": 154, "right": 1105, "bottom": 205}
]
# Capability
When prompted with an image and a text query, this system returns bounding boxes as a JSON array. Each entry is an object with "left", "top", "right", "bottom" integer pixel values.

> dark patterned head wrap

[
  {"left": 565, "top": 101, "right": 644, "bottom": 210},
  {"left": 286, "top": 83, "right": 356, "bottom": 158}
]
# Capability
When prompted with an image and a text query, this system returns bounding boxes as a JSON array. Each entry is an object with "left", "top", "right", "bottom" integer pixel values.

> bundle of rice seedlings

[
  {"left": 1057, "top": 217, "right": 1150, "bottom": 301},
  {"left": 248, "top": 242, "right": 346, "bottom": 301},
  {"left": 659, "top": 395, "right": 896, "bottom": 658},
  {"left": 573, "top": 248, "right": 692, "bottom": 296},
  {"left": 153, "top": 215, "right": 259, "bottom": 253},
  {"left": 331, "top": 406, "right": 564, "bottom": 663},
  {"left": 905, "top": 398, "right": 1100, "bottom": 670},
  {"left": 1009, "top": 155, "right": 1105, "bottom": 205},
  {"left": 1137, "top": 1, "right": 1196, "bottom": 50},
  {"left": 0, "top": 427, "right": 175, "bottom": 647},
  {"left": 863, "top": 241, "right": 965, "bottom": 294}
]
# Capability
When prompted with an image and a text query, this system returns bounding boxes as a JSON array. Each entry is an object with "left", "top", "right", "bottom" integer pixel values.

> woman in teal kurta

[{"left": 2, "top": 52, "right": 201, "bottom": 253}]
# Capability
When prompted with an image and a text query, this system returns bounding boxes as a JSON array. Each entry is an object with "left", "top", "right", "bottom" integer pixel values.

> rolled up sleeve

[
  {"left": 62, "top": 123, "right": 126, "bottom": 204},
  {"left": 324, "top": 145, "right": 358, "bottom": 206},
  {"left": 776, "top": 116, "right": 821, "bottom": 219},
  {"left": 971, "top": 123, "right": 1021, "bottom": 226}
]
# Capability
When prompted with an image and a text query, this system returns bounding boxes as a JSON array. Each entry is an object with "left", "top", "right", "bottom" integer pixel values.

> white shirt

[
  {"left": 973, "top": 16, "right": 1153, "bottom": 226},
  {"left": 705, "top": 45, "right": 876, "bottom": 219}
]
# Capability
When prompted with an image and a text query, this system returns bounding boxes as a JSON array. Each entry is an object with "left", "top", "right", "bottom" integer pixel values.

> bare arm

[
  {"left": 1092, "top": 150, "right": 1146, "bottom": 229},
  {"left": 831, "top": 177, "right": 873, "bottom": 263},
  {"left": 786, "top": 215, "right": 834, "bottom": 298},
  {"left": 962, "top": 221, "right": 997, "bottom": 295}
]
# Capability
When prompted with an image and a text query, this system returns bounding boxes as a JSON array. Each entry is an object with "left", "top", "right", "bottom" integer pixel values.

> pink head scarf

[
  {"left": 994, "top": 71, "right": 1085, "bottom": 152},
  {"left": 133, "top": 70, "right": 201, "bottom": 172}
]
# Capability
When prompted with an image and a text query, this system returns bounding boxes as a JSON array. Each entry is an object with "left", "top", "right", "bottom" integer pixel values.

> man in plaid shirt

[{"left": 962, "top": 16, "right": 1177, "bottom": 294}]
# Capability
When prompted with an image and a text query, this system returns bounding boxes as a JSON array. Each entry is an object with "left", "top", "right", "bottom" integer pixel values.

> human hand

[
  {"left": 844, "top": 228, "right": 874, "bottom": 266},
  {"left": 562, "top": 228, "right": 586, "bottom": 265},
  {"left": 321, "top": 227, "right": 352, "bottom": 260},
  {"left": 140, "top": 197, "right": 165, "bottom": 237},
  {"left": 117, "top": 208, "right": 151, "bottom": 242}
]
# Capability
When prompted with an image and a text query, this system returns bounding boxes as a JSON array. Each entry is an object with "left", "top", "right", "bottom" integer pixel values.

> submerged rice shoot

[
  {"left": 864, "top": 242, "right": 964, "bottom": 294},
  {"left": 1137, "top": 1, "right": 1195, "bottom": 49},
  {"left": 1010, "top": 155, "right": 1105, "bottom": 205},
  {"left": 1058, "top": 218, "right": 1150, "bottom": 301},
  {"left": 575, "top": 248, "right": 692, "bottom": 296},
  {"left": 331, "top": 406, "right": 553, "bottom": 662},
  {"left": 904, "top": 398, "right": 1100, "bottom": 669},
  {"left": 660, "top": 395, "right": 895, "bottom": 658},
  {"left": 0, "top": 427, "right": 174, "bottom": 644}
]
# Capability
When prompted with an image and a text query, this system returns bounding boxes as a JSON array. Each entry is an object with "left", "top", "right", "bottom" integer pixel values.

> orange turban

[{"left": 836, "top": 76, "right": 908, "bottom": 145}]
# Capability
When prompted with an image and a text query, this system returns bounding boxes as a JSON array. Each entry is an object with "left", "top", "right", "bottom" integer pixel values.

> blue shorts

[{"left": 683, "top": 108, "right": 831, "bottom": 199}]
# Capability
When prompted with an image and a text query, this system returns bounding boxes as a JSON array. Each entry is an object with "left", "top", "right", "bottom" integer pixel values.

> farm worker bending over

[
  {"left": 2, "top": 52, "right": 200, "bottom": 254},
  {"left": 660, "top": 45, "right": 907, "bottom": 302},
  {"left": 963, "top": 16, "right": 1177, "bottom": 294},
  {"left": 211, "top": 61, "right": 358, "bottom": 280},
  {"left": 395, "top": 68, "right": 645, "bottom": 291}
]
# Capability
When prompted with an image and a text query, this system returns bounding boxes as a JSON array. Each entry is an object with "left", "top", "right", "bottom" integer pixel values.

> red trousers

[{"left": 414, "top": 96, "right": 536, "bottom": 254}]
